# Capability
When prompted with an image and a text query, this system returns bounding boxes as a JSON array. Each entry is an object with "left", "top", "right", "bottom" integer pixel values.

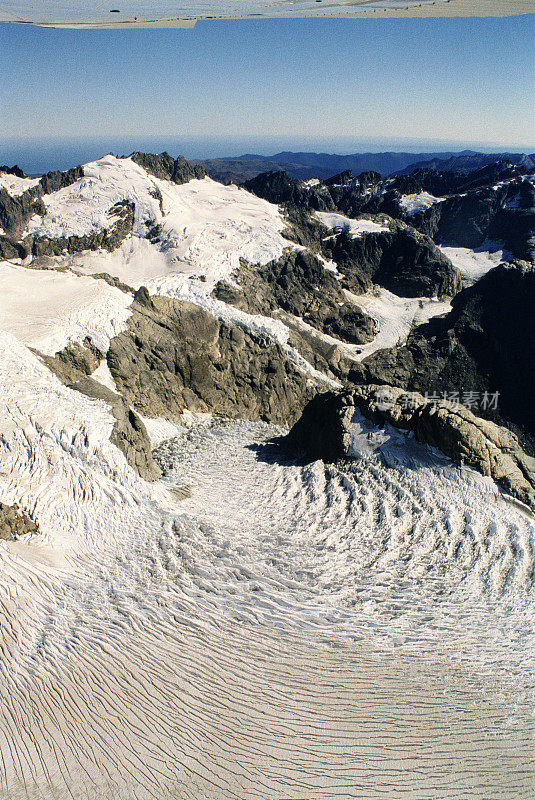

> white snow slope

[
  {"left": 315, "top": 210, "right": 389, "bottom": 237},
  {"left": 439, "top": 242, "right": 511, "bottom": 285},
  {"left": 0, "top": 261, "right": 132, "bottom": 356},
  {"left": 345, "top": 286, "right": 452, "bottom": 359},
  {"left": 18, "top": 155, "right": 335, "bottom": 377},
  {"left": 399, "top": 191, "right": 445, "bottom": 215},
  {"left": 25, "top": 155, "right": 292, "bottom": 287},
  {"left": 0, "top": 157, "right": 533, "bottom": 799},
  {"left": 0, "top": 171, "right": 40, "bottom": 197}
]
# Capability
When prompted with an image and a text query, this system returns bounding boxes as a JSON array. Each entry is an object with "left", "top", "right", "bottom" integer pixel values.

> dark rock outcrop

[
  {"left": 213, "top": 249, "right": 376, "bottom": 345},
  {"left": 0, "top": 237, "right": 26, "bottom": 260},
  {"left": 415, "top": 188, "right": 503, "bottom": 249},
  {"left": 243, "top": 170, "right": 336, "bottom": 212},
  {"left": 106, "top": 293, "right": 322, "bottom": 427},
  {"left": 324, "top": 223, "right": 461, "bottom": 298},
  {"left": 280, "top": 203, "right": 330, "bottom": 250},
  {"left": 390, "top": 160, "right": 525, "bottom": 198},
  {"left": 0, "top": 186, "right": 45, "bottom": 238},
  {"left": 412, "top": 178, "right": 535, "bottom": 262},
  {"left": 0, "top": 164, "right": 84, "bottom": 239},
  {"left": 0, "top": 502, "right": 39, "bottom": 541},
  {"left": 38, "top": 339, "right": 160, "bottom": 482},
  {"left": 285, "top": 385, "right": 535, "bottom": 510},
  {"left": 130, "top": 152, "right": 206, "bottom": 184},
  {"left": 0, "top": 165, "right": 26, "bottom": 178},
  {"left": 39, "top": 166, "right": 84, "bottom": 195},
  {"left": 284, "top": 390, "right": 354, "bottom": 462},
  {"left": 351, "top": 261, "right": 535, "bottom": 448},
  {"left": 323, "top": 170, "right": 355, "bottom": 188}
]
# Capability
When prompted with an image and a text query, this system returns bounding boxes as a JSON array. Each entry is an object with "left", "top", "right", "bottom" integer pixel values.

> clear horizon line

[{"left": 2, "top": 136, "right": 534, "bottom": 155}]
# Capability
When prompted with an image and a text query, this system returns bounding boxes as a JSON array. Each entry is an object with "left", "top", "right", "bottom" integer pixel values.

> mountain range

[{"left": 194, "top": 148, "right": 535, "bottom": 183}]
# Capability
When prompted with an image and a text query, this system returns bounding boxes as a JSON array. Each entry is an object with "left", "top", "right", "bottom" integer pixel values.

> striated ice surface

[{"left": 2, "top": 387, "right": 533, "bottom": 797}]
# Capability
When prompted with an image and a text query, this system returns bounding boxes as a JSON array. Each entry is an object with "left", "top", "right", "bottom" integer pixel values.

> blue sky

[{"left": 1, "top": 15, "right": 534, "bottom": 159}]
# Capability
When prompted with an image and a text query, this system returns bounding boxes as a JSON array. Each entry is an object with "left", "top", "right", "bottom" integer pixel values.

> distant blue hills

[{"left": 195, "top": 149, "right": 535, "bottom": 182}]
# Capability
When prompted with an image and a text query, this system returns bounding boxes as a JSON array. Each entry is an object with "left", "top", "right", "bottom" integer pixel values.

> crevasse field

[{"left": 0, "top": 157, "right": 533, "bottom": 799}]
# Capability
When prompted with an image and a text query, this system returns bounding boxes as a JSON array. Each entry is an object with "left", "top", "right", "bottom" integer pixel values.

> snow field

[
  {"left": 0, "top": 171, "right": 41, "bottom": 197},
  {"left": 315, "top": 210, "right": 389, "bottom": 236},
  {"left": 439, "top": 242, "right": 511, "bottom": 284},
  {"left": 0, "top": 260, "right": 133, "bottom": 356},
  {"left": 0, "top": 414, "right": 533, "bottom": 799},
  {"left": 344, "top": 286, "right": 452, "bottom": 359},
  {"left": 399, "top": 191, "right": 445, "bottom": 215}
]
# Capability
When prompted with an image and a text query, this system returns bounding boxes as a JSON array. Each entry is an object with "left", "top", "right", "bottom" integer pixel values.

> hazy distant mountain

[
  {"left": 395, "top": 151, "right": 535, "bottom": 175},
  {"left": 195, "top": 149, "right": 534, "bottom": 183}
]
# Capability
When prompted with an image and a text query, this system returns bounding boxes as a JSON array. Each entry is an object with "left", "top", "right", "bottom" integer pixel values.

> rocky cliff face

[
  {"left": 350, "top": 261, "right": 535, "bottom": 449},
  {"left": 130, "top": 151, "right": 206, "bottom": 184},
  {"left": 285, "top": 385, "right": 535, "bottom": 511},
  {"left": 38, "top": 337, "right": 160, "bottom": 482},
  {"left": 244, "top": 164, "right": 535, "bottom": 265},
  {"left": 213, "top": 249, "right": 376, "bottom": 345},
  {"left": 0, "top": 165, "right": 84, "bottom": 238},
  {"left": 243, "top": 170, "right": 336, "bottom": 211},
  {"left": 243, "top": 171, "right": 462, "bottom": 298},
  {"left": 408, "top": 178, "right": 535, "bottom": 262},
  {"left": 324, "top": 223, "right": 461, "bottom": 298},
  {"left": 106, "top": 289, "right": 323, "bottom": 428}
]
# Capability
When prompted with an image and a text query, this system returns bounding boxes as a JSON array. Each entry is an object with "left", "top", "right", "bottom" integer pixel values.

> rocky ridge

[
  {"left": 243, "top": 171, "right": 462, "bottom": 297},
  {"left": 130, "top": 151, "right": 206, "bottom": 184},
  {"left": 350, "top": 260, "right": 535, "bottom": 450},
  {"left": 213, "top": 249, "right": 376, "bottom": 345},
  {"left": 323, "top": 222, "right": 461, "bottom": 298},
  {"left": 244, "top": 164, "right": 535, "bottom": 264},
  {"left": 0, "top": 165, "right": 84, "bottom": 239},
  {"left": 106, "top": 288, "right": 323, "bottom": 429},
  {"left": 285, "top": 384, "right": 535, "bottom": 511}
]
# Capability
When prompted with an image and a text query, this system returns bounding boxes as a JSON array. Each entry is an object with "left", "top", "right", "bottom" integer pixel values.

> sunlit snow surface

[
  {"left": 0, "top": 172, "right": 40, "bottom": 196},
  {"left": 345, "top": 287, "right": 452, "bottom": 359},
  {"left": 0, "top": 261, "right": 132, "bottom": 356},
  {"left": 316, "top": 210, "right": 389, "bottom": 236},
  {"left": 399, "top": 191, "right": 445, "bottom": 215},
  {"left": 439, "top": 242, "right": 511, "bottom": 285}
]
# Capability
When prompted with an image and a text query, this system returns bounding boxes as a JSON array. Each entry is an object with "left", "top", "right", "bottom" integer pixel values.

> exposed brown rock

[
  {"left": 106, "top": 293, "right": 324, "bottom": 427},
  {"left": 213, "top": 249, "right": 376, "bottom": 346},
  {"left": 285, "top": 384, "right": 535, "bottom": 510},
  {"left": 0, "top": 503, "right": 39, "bottom": 541}
]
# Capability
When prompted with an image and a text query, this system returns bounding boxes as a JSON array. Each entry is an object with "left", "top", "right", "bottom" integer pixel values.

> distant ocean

[{"left": 1, "top": 135, "right": 531, "bottom": 176}]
